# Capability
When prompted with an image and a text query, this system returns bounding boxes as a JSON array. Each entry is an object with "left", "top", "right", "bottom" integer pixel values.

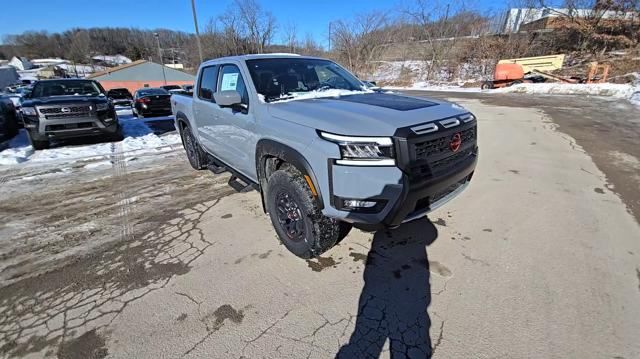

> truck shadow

[{"left": 338, "top": 217, "right": 438, "bottom": 358}]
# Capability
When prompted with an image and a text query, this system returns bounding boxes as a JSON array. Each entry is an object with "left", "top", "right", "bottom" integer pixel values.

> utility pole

[
  {"left": 328, "top": 22, "right": 332, "bottom": 52},
  {"left": 154, "top": 32, "right": 167, "bottom": 85},
  {"left": 191, "top": 0, "right": 204, "bottom": 64}
]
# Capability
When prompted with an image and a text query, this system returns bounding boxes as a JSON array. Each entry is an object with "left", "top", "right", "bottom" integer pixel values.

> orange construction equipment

[
  {"left": 481, "top": 63, "right": 527, "bottom": 89},
  {"left": 482, "top": 61, "right": 611, "bottom": 89}
]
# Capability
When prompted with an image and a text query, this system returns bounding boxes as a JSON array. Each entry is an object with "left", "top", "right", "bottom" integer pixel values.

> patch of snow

[
  {"left": 92, "top": 54, "right": 132, "bottom": 65},
  {"left": 494, "top": 82, "right": 638, "bottom": 102},
  {"left": 115, "top": 106, "right": 134, "bottom": 117},
  {"left": 57, "top": 63, "right": 105, "bottom": 78},
  {"left": 0, "top": 118, "right": 181, "bottom": 166},
  {"left": 385, "top": 83, "right": 483, "bottom": 93},
  {"left": 84, "top": 160, "right": 111, "bottom": 169},
  {"left": 264, "top": 89, "right": 373, "bottom": 103}
]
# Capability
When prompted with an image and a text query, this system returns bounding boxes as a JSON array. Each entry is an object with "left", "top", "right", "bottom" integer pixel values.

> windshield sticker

[{"left": 221, "top": 73, "right": 239, "bottom": 91}]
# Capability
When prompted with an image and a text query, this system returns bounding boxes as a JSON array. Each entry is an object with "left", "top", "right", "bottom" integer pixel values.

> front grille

[
  {"left": 414, "top": 126, "right": 476, "bottom": 161},
  {"left": 39, "top": 105, "right": 91, "bottom": 114},
  {"left": 46, "top": 122, "right": 96, "bottom": 131},
  {"left": 45, "top": 113, "right": 92, "bottom": 119},
  {"left": 430, "top": 148, "right": 473, "bottom": 173}
]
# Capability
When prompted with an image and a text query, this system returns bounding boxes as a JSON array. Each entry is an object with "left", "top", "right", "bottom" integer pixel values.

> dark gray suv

[{"left": 20, "top": 79, "right": 122, "bottom": 150}]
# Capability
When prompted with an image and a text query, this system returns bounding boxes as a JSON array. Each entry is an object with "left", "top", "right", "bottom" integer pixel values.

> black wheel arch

[
  {"left": 255, "top": 139, "right": 325, "bottom": 211},
  {"left": 174, "top": 112, "right": 191, "bottom": 147}
]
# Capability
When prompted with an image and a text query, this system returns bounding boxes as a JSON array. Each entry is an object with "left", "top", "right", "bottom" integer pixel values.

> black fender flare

[{"left": 255, "top": 139, "right": 324, "bottom": 210}]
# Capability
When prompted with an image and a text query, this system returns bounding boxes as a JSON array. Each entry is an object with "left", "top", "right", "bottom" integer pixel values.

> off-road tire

[
  {"left": 265, "top": 165, "right": 345, "bottom": 258},
  {"left": 182, "top": 125, "right": 207, "bottom": 170}
]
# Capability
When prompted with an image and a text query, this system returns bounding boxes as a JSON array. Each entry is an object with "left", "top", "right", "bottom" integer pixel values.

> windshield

[
  {"left": 137, "top": 88, "right": 169, "bottom": 96},
  {"left": 245, "top": 58, "right": 365, "bottom": 102},
  {"left": 32, "top": 80, "right": 103, "bottom": 98}
]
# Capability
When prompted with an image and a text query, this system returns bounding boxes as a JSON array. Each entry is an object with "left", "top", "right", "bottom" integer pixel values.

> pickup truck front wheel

[{"left": 266, "top": 165, "right": 348, "bottom": 258}]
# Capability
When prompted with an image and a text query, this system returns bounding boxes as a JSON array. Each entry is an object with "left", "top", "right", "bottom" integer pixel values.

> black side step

[
  {"left": 207, "top": 163, "right": 226, "bottom": 174},
  {"left": 228, "top": 176, "right": 253, "bottom": 193}
]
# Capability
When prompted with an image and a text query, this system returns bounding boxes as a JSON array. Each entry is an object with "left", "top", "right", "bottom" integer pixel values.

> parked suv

[
  {"left": 172, "top": 54, "right": 478, "bottom": 258},
  {"left": 20, "top": 79, "right": 122, "bottom": 150}
]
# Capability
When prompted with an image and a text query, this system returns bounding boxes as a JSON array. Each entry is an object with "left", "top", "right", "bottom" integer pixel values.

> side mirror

[{"left": 214, "top": 90, "right": 242, "bottom": 107}]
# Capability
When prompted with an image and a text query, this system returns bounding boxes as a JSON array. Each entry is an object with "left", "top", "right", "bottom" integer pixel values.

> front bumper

[
  {"left": 323, "top": 116, "right": 478, "bottom": 228},
  {"left": 23, "top": 111, "right": 118, "bottom": 139},
  {"left": 327, "top": 148, "right": 476, "bottom": 228}
]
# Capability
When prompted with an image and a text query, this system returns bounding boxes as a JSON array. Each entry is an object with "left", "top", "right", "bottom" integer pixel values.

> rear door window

[{"left": 198, "top": 65, "right": 218, "bottom": 101}]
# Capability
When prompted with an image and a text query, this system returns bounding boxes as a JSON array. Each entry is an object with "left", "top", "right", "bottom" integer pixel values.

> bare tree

[
  {"left": 283, "top": 21, "right": 298, "bottom": 53},
  {"left": 330, "top": 11, "right": 395, "bottom": 77}
]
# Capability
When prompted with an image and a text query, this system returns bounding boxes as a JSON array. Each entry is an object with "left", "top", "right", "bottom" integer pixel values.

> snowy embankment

[
  {"left": 384, "top": 83, "right": 482, "bottom": 93},
  {"left": 494, "top": 82, "right": 640, "bottom": 104},
  {"left": 388, "top": 81, "right": 640, "bottom": 106},
  {"left": 0, "top": 108, "right": 181, "bottom": 166}
]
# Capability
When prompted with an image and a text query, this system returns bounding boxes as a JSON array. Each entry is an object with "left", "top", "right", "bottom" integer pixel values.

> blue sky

[{"left": 1, "top": 0, "right": 506, "bottom": 46}]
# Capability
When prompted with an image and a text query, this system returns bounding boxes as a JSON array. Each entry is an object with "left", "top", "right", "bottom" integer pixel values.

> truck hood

[
  {"left": 22, "top": 95, "right": 108, "bottom": 107},
  {"left": 267, "top": 92, "right": 469, "bottom": 136}
]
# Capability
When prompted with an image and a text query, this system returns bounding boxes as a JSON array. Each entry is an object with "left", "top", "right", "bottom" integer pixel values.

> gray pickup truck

[{"left": 172, "top": 54, "right": 478, "bottom": 258}]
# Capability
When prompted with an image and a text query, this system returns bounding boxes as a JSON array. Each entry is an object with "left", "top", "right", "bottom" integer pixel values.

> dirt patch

[
  {"left": 57, "top": 330, "right": 108, "bottom": 359},
  {"left": 433, "top": 218, "right": 447, "bottom": 227},
  {"left": 306, "top": 256, "right": 337, "bottom": 272},
  {"left": 205, "top": 304, "right": 244, "bottom": 329},
  {"left": 349, "top": 252, "right": 367, "bottom": 263}
]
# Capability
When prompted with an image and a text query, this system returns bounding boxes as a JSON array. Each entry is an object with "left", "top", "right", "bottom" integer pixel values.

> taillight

[{"left": 137, "top": 97, "right": 150, "bottom": 103}]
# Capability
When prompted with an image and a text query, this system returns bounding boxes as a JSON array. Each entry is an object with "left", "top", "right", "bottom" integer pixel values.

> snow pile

[
  {"left": 494, "top": 82, "right": 639, "bottom": 101},
  {"left": 0, "top": 118, "right": 181, "bottom": 166}
]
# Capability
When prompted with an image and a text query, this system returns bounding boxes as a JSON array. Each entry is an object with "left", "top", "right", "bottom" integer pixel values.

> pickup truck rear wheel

[
  {"left": 266, "top": 165, "right": 345, "bottom": 258},
  {"left": 182, "top": 125, "right": 207, "bottom": 170}
]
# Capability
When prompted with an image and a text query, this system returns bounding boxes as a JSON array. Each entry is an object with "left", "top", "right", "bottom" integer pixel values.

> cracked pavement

[{"left": 1, "top": 93, "right": 640, "bottom": 358}]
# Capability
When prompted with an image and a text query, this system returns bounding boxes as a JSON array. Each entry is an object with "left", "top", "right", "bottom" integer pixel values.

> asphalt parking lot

[{"left": 1, "top": 92, "right": 639, "bottom": 358}]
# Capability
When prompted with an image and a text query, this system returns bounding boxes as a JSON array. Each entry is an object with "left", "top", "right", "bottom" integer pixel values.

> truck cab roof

[{"left": 200, "top": 53, "right": 315, "bottom": 66}]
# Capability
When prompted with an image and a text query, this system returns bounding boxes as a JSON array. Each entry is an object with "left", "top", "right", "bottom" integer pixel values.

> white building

[{"left": 494, "top": 7, "right": 639, "bottom": 33}]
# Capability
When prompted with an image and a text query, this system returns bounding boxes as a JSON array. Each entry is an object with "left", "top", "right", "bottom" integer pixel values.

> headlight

[
  {"left": 319, "top": 132, "right": 395, "bottom": 166},
  {"left": 96, "top": 103, "right": 109, "bottom": 111},
  {"left": 21, "top": 107, "right": 37, "bottom": 116}
]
